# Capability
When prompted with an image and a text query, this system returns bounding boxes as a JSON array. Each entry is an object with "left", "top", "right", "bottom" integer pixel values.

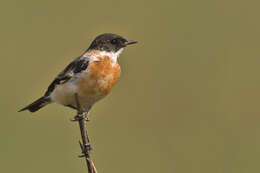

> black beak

[{"left": 125, "top": 40, "right": 137, "bottom": 46}]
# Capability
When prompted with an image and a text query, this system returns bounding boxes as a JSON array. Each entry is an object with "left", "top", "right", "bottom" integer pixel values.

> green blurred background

[{"left": 1, "top": 0, "right": 260, "bottom": 172}]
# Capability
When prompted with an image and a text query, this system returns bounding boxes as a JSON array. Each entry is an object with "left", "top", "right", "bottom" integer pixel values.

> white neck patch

[{"left": 84, "top": 48, "right": 124, "bottom": 64}]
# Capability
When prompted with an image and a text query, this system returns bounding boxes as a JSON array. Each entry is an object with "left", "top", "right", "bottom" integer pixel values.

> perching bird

[{"left": 19, "top": 33, "right": 137, "bottom": 113}]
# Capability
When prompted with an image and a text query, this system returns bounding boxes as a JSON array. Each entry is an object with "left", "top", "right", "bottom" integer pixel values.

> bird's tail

[{"left": 19, "top": 96, "right": 51, "bottom": 112}]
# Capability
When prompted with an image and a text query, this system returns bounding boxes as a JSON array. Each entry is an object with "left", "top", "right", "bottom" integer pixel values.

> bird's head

[{"left": 87, "top": 33, "right": 137, "bottom": 54}]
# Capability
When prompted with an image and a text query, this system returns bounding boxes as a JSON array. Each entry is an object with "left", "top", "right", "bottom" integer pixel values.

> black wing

[{"left": 44, "top": 57, "right": 89, "bottom": 97}]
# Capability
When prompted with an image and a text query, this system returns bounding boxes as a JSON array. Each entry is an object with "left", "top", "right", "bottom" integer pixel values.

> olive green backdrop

[{"left": 1, "top": 0, "right": 260, "bottom": 172}]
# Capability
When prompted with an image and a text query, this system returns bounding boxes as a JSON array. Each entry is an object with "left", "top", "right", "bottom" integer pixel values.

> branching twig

[{"left": 73, "top": 93, "right": 98, "bottom": 173}]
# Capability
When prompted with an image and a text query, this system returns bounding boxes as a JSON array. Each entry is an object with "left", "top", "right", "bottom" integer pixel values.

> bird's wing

[{"left": 44, "top": 56, "right": 89, "bottom": 97}]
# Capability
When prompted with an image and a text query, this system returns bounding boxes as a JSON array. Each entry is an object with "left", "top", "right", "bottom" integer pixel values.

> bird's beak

[{"left": 125, "top": 40, "right": 137, "bottom": 46}]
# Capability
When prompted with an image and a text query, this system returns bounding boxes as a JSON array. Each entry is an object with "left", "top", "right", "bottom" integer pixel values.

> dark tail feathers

[{"left": 19, "top": 97, "right": 51, "bottom": 112}]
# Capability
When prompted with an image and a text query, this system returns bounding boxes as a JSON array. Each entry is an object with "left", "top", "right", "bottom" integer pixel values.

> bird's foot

[{"left": 71, "top": 112, "right": 90, "bottom": 122}]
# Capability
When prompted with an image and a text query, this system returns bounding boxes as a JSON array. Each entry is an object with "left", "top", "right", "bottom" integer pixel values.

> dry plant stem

[{"left": 74, "top": 93, "right": 98, "bottom": 173}]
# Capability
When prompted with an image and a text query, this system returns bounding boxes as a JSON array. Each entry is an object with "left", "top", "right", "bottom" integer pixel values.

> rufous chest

[{"left": 78, "top": 56, "right": 121, "bottom": 96}]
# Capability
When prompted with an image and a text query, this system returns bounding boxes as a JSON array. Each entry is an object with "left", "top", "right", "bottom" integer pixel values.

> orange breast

[{"left": 78, "top": 56, "right": 121, "bottom": 97}]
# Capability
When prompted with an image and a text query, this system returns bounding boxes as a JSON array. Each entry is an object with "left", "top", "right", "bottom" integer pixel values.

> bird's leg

[{"left": 70, "top": 94, "right": 90, "bottom": 122}]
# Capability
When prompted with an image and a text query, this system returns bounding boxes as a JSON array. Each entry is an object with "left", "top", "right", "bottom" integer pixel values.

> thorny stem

[{"left": 74, "top": 93, "right": 97, "bottom": 173}]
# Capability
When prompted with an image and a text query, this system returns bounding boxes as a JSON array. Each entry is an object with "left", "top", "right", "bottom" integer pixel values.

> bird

[{"left": 19, "top": 33, "right": 137, "bottom": 115}]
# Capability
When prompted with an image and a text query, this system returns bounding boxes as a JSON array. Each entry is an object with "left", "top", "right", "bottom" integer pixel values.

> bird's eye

[{"left": 111, "top": 39, "right": 118, "bottom": 44}]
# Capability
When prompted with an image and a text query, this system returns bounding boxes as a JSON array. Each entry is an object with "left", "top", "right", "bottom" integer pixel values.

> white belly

[{"left": 50, "top": 81, "right": 98, "bottom": 110}]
